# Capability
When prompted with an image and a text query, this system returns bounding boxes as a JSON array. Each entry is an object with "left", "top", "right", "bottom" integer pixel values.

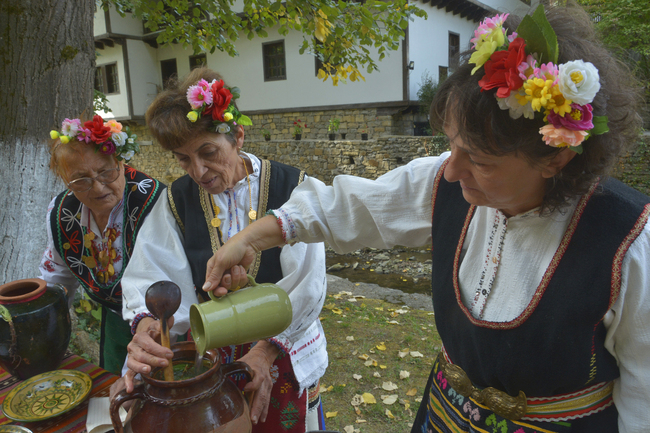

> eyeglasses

[{"left": 67, "top": 167, "right": 120, "bottom": 192}]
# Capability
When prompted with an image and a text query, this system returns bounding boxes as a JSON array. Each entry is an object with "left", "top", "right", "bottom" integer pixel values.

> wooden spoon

[{"left": 145, "top": 281, "right": 182, "bottom": 382}]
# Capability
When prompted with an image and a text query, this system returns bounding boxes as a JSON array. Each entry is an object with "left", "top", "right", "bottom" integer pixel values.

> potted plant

[
  {"left": 261, "top": 128, "right": 271, "bottom": 141},
  {"left": 360, "top": 126, "right": 368, "bottom": 140},
  {"left": 328, "top": 118, "right": 340, "bottom": 141},
  {"left": 340, "top": 131, "right": 347, "bottom": 140},
  {"left": 293, "top": 120, "right": 306, "bottom": 140}
]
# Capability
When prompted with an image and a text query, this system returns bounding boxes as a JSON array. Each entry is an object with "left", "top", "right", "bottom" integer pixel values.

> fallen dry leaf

[
  {"left": 364, "top": 359, "right": 378, "bottom": 367},
  {"left": 386, "top": 320, "right": 400, "bottom": 325},
  {"left": 346, "top": 336, "right": 355, "bottom": 341},
  {"left": 379, "top": 364, "right": 387, "bottom": 369},
  {"left": 358, "top": 354, "right": 369, "bottom": 361},
  {"left": 373, "top": 372, "right": 382, "bottom": 378},
  {"left": 362, "top": 393, "right": 377, "bottom": 404},
  {"left": 406, "top": 387, "right": 418, "bottom": 396},
  {"left": 398, "top": 349, "right": 410, "bottom": 358},
  {"left": 400, "top": 370, "right": 410, "bottom": 379},
  {"left": 375, "top": 307, "right": 384, "bottom": 311},
  {"left": 381, "top": 394, "right": 399, "bottom": 405},
  {"left": 376, "top": 342, "right": 387, "bottom": 351},
  {"left": 385, "top": 409, "right": 395, "bottom": 419},
  {"left": 351, "top": 395, "right": 364, "bottom": 407},
  {"left": 343, "top": 426, "right": 359, "bottom": 433},
  {"left": 326, "top": 411, "right": 338, "bottom": 418},
  {"left": 352, "top": 374, "right": 362, "bottom": 381},
  {"left": 332, "top": 308, "right": 343, "bottom": 315},
  {"left": 323, "top": 303, "right": 336, "bottom": 310},
  {"left": 382, "top": 381, "right": 398, "bottom": 391},
  {"left": 355, "top": 419, "right": 367, "bottom": 423},
  {"left": 410, "top": 351, "right": 424, "bottom": 358}
]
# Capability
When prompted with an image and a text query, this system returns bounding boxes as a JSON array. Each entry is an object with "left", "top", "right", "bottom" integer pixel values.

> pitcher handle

[
  {"left": 207, "top": 275, "right": 258, "bottom": 301},
  {"left": 221, "top": 360, "right": 256, "bottom": 406},
  {"left": 110, "top": 383, "right": 145, "bottom": 433}
]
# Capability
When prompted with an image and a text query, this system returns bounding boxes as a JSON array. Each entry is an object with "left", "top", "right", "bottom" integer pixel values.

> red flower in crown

[
  {"left": 84, "top": 115, "right": 112, "bottom": 144},
  {"left": 478, "top": 37, "right": 526, "bottom": 98},
  {"left": 204, "top": 80, "right": 233, "bottom": 122}
]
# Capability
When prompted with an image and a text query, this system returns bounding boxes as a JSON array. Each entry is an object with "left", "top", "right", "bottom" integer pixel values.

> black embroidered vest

[
  {"left": 50, "top": 166, "right": 163, "bottom": 311},
  {"left": 168, "top": 160, "right": 305, "bottom": 301},
  {"left": 431, "top": 162, "right": 649, "bottom": 398}
]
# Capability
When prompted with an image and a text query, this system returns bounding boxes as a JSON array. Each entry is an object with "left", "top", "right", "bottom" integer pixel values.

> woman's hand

[
  {"left": 123, "top": 316, "right": 174, "bottom": 392},
  {"left": 203, "top": 215, "right": 285, "bottom": 293},
  {"left": 239, "top": 340, "right": 281, "bottom": 425}
]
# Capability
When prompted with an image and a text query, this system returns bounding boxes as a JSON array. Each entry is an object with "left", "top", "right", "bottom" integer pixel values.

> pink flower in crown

[
  {"left": 470, "top": 13, "right": 509, "bottom": 48},
  {"left": 540, "top": 124, "right": 588, "bottom": 148},
  {"left": 99, "top": 141, "right": 117, "bottom": 155},
  {"left": 507, "top": 32, "right": 518, "bottom": 43},
  {"left": 61, "top": 118, "right": 82, "bottom": 137},
  {"left": 518, "top": 55, "right": 539, "bottom": 80},
  {"left": 538, "top": 62, "right": 559, "bottom": 83},
  {"left": 104, "top": 119, "right": 123, "bottom": 133},
  {"left": 76, "top": 127, "right": 92, "bottom": 144},
  {"left": 186, "top": 79, "right": 214, "bottom": 110},
  {"left": 547, "top": 103, "right": 594, "bottom": 131}
]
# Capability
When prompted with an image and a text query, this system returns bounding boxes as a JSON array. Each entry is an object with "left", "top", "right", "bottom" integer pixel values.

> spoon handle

[{"left": 160, "top": 319, "right": 174, "bottom": 381}]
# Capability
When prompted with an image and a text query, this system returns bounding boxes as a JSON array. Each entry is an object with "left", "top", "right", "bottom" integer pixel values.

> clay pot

[
  {"left": 111, "top": 341, "right": 253, "bottom": 433},
  {"left": 0, "top": 279, "right": 71, "bottom": 380}
]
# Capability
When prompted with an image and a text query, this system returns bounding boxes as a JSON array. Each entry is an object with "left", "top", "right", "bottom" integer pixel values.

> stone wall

[{"left": 127, "top": 122, "right": 650, "bottom": 197}]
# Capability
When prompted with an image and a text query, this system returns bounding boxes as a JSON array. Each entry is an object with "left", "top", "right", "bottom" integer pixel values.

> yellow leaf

[
  {"left": 385, "top": 409, "right": 395, "bottom": 419},
  {"left": 379, "top": 365, "right": 387, "bottom": 369},
  {"left": 376, "top": 342, "right": 387, "bottom": 351},
  {"left": 327, "top": 385, "right": 334, "bottom": 392},
  {"left": 406, "top": 387, "right": 418, "bottom": 396},
  {"left": 325, "top": 411, "right": 338, "bottom": 418},
  {"left": 332, "top": 308, "right": 343, "bottom": 315},
  {"left": 398, "top": 348, "right": 410, "bottom": 358},
  {"left": 323, "top": 303, "right": 336, "bottom": 310},
  {"left": 358, "top": 354, "right": 369, "bottom": 361},
  {"left": 362, "top": 392, "right": 376, "bottom": 404},
  {"left": 375, "top": 307, "right": 384, "bottom": 311}
]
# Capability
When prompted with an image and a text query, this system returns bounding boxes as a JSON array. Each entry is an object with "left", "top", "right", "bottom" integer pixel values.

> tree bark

[{"left": 0, "top": 0, "right": 95, "bottom": 283}]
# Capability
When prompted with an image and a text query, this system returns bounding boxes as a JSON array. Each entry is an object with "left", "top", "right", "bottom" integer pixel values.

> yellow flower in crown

[
  {"left": 223, "top": 112, "right": 233, "bottom": 122},
  {"left": 469, "top": 13, "right": 508, "bottom": 74},
  {"left": 187, "top": 111, "right": 198, "bottom": 122}
]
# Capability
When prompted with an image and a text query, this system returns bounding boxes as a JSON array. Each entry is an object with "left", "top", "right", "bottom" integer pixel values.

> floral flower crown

[
  {"left": 186, "top": 79, "right": 252, "bottom": 133},
  {"left": 49, "top": 115, "right": 139, "bottom": 161},
  {"left": 469, "top": 5, "right": 608, "bottom": 154}
]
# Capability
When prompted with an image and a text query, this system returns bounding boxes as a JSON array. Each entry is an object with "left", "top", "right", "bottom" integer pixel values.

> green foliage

[
  {"left": 328, "top": 117, "right": 340, "bottom": 132},
  {"left": 102, "top": 0, "right": 427, "bottom": 85},
  {"left": 260, "top": 127, "right": 271, "bottom": 137},
  {"left": 93, "top": 89, "right": 112, "bottom": 114},
  {"left": 416, "top": 71, "right": 439, "bottom": 116},
  {"left": 576, "top": 0, "right": 650, "bottom": 99}
]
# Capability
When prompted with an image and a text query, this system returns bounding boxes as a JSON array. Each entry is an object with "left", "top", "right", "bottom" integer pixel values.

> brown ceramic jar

[{"left": 110, "top": 341, "right": 253, "bottom": 433}]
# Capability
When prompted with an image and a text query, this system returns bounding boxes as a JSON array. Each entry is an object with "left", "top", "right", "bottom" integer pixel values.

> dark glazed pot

[
  {"left": 111, "top": 341, "right": 253, "bottom": 433},
  {"left": 328, "top": 133, "right": 336, "bottom": 141},
  {"left": 361, "top": 133, "right": 368, "bottom": 140},
  {"left": 294, "top": 134, "right": 302, "bottom": 140},
  {"left": 0, "top": 278, "right": 71, "bottom": 380},
  {"left": 264, "top": 135, "right": 271, "bottom": 141}
]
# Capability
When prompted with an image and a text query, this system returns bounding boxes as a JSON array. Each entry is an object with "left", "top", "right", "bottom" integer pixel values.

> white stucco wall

[
  {"left": 108, "top": 9, "right": 143, "bottom": 36},
  {"left": 154, "top": 26, "right": 404, "bottom": 111},
  {"left": 125, "top": 40, "right": 159, "bottom": 118}
]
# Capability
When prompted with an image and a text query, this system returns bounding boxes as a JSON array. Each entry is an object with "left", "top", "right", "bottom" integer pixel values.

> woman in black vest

[
  {"left": 118, "top": 68, "right": 329, "bottom": 432},
  {"left": 203, "top": 2, "right": 649, "bottom": 432},
  {"left": 41, "top": 115, "right": 163, "bottom": 375}
]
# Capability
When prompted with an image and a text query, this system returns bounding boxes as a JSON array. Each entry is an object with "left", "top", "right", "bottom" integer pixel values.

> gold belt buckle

[{"left": 438, "top": 352, "right": 527, "bottom": 420}]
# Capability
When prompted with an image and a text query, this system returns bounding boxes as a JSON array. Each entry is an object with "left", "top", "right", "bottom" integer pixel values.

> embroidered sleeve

[
  {"left": 268, "top": 208, "right": 298, "bottom": 245},
  {"left": 131, "top": 312, "right": 156, "bottom": 335},
  {"left": 266, "top": 336, "right": 292, "bottom": 354}
]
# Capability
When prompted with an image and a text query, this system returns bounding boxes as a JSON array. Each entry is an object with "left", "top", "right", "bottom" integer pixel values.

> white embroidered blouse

[{"left": 273, "top": 152, "right": 650, "bottom": 432}]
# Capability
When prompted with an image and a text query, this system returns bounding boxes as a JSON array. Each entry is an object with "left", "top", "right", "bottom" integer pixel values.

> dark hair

[
  {"left": 146, "top": 67, "right": 239, "bottom": 150},
  {"left": 430, "top": 0, "right": 642, "bottom": 212}
]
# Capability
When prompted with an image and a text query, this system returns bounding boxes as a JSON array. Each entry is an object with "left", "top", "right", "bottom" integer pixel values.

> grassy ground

[{"left": 318, "top": 291, "right": 441, "bottom": 433}]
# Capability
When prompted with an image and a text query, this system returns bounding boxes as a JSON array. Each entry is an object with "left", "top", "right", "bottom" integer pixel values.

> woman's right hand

[{"left": 124, "top": 316, "right": 174, "bottom": 392}]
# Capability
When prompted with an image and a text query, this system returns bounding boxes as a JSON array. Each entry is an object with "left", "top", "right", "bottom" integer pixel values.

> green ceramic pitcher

[{"left": 189, "top": 276, "right": 292, "bottom": 355}]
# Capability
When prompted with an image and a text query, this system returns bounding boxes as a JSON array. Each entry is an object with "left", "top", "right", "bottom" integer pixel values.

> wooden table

[{"left": 0, "top": 354, "right": 118, "bottom": 433}]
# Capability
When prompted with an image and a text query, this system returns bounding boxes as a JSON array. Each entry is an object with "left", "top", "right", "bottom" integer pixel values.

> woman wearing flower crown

[
  {"left": 41, "top": 115, "right": 164, "bottom": 375},
  {"left": 202, "top": 2, "right": 649, "bottom": 432},
  {"left": 116, "top": 67, "right": 329, "bottom": 431}
]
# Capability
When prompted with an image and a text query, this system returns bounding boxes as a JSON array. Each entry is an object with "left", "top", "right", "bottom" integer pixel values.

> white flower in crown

[
  {"left": 558, "top": 60, "right": 601, "bottom": 106},
  {"left": 112, "top": 131, "right": 128, "bottom": 147},
  {"left": 122, "top": 150, "right": 135, "bottom": 161},
  {"left": 216, "top": 123, "right": 231, "bottom": 134},
  {"left": 497, "top": 90, "right": 535, "bottom": 120}
]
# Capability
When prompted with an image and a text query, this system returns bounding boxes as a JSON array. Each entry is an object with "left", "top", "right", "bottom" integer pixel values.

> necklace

[
  {"left": 209, "top": 194, "right": 221, "bottom": 228},
  {"left": 241, "top": 156, "right": 257, "bottom": 223},
  {"left": 83, "top": 228, "right": 118, "bottom": 284}
]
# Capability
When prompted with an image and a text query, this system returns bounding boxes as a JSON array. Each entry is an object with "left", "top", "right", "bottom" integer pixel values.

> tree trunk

[{"left": 0, "top": 0, "right": 95, "bottom": 283}]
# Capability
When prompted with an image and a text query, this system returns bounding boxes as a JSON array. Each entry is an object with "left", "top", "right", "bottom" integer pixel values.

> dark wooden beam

[{"left": 95, "top": 41, "right": 104, "bottom": 50}]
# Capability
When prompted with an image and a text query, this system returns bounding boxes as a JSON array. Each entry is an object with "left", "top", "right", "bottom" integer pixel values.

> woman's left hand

[{"left": 238, "top": 340, "right": 281, "bottom": 425}]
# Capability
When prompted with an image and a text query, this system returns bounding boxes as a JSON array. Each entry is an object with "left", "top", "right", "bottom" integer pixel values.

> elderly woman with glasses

[{"left": 39, "top": 115, "right": 164, "bottom": 374}]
